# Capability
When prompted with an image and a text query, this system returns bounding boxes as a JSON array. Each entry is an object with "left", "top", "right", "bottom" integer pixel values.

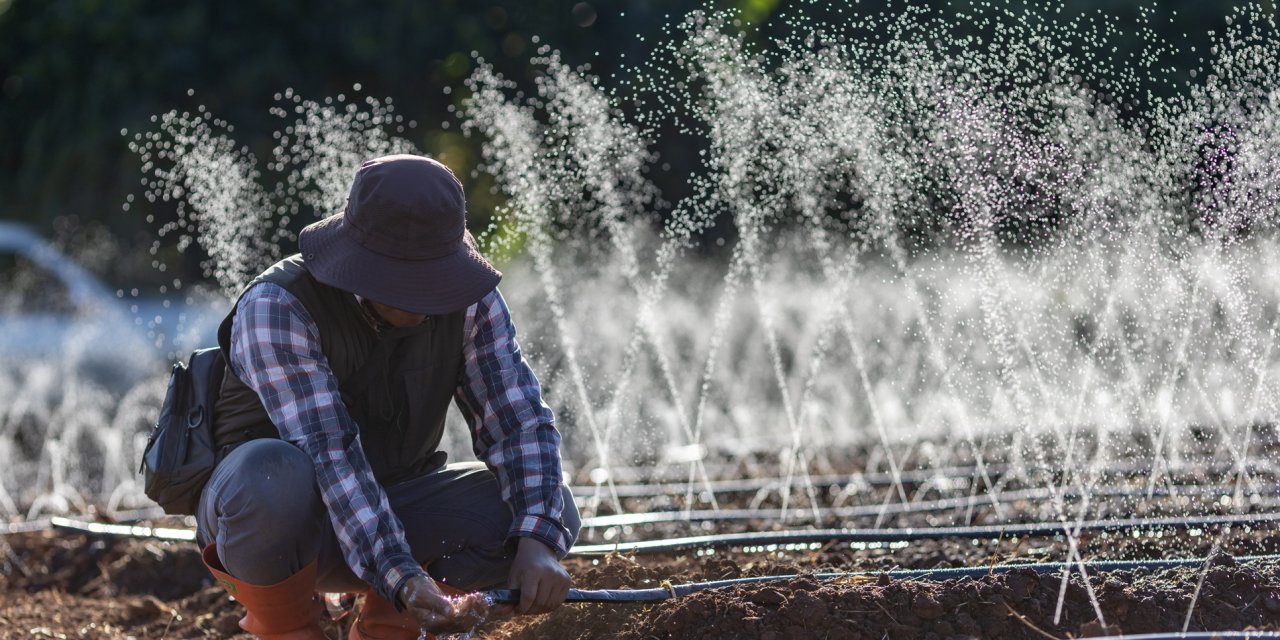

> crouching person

[{"left": 197, "top": 155, "right": 580, "bottom": 639}]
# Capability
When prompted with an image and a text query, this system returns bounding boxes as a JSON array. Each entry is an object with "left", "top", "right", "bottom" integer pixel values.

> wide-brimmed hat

[{"left": 297, "top": 154, "right": 501, "bottom": 315}]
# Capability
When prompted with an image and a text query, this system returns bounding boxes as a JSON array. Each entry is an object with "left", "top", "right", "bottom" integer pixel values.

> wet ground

[
  {"left": 514, "top": 558, "right": 1280, "bottom": 639},
  {"left": 7, "top": 436, "right": 1280, "bottom": 637},
  {"left": 4, "top": 519, "right": 1280, "bottom": 639}
]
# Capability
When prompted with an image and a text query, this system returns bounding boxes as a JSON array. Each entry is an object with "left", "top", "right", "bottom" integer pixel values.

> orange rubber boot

[
  {"left": 348, "top": 589, "right": 419, "bottom": 640},
  {"left": 348, "top": 578, "right": 468, "bottom": 640},
  {"left": 201, "top": 544, "right": 328, "bottom": 640}
]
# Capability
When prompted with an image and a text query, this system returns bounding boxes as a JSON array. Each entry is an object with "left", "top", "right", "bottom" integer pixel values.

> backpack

[{"left": 140, "top": 347, "right": 226, "bottom": 515}]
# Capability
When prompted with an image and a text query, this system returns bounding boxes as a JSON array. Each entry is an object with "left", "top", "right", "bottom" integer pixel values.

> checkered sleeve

[
  {"left": 228, "top": 282, "right": 425, "bottom": 602},
  {"left": 454, "top": 288, "right": 570, "bottom": 554}
]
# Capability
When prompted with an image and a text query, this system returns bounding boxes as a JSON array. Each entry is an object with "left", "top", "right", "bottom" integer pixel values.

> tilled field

[
  {"left": 4, "top": 515, "right": 1280, "bottom": 639},
  {"left": 7, "top": 439, "right": 1280, "bottom": 638}
]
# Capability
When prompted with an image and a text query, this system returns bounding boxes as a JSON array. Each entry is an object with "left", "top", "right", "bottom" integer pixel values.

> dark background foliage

[{"left": 0, "top": 0, "right": 1267, "bottom": 288}]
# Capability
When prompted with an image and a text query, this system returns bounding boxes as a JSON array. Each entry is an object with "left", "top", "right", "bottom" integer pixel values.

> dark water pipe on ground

[
  {"left": 580, "top": 483, "right": 1280, "bottom": 529},
  {"left": 570, "top": 511, "right": 1280, "bottom": 555},
  {"left": 1088, "top": 634, "right": 1280, "bottom": 639},
  {"left": 573, "top": 459, "right": 1280, "bottom": 499},
  {"left": 18, "top": 511, "right": 1280, "bottom": 552},
  {"left": 486, "top": 554, "right": 1280, "bottom": 604}
]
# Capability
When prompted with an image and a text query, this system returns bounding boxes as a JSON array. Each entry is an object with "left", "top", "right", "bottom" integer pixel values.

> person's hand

[
  {"left": 396, "top": 574, "right": 489, "bottom": 633},
  {"left": 507, "top": 536, "right": 571, "bottom": 614}
]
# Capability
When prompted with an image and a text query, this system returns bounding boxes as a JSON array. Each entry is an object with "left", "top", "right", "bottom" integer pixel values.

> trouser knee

[
  {"left": 197, "top": 439, "right": 324, "bottom": 584},
  {"left": 423, "top": 481, "right": 582, "bottom": 590}
]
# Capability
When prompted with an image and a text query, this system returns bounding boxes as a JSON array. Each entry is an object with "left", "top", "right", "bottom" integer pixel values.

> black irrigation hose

[
  {"left": 591, "top": 456, "right": 1280, "bottom": 484},
  {"left": 1, "top": 519, "right": 55, "bottom": 535},
  {"left": 485, "top": 554, "right": 1280, "bottom": 604},
  {"left": 572, "top": 459, "right": 1280, "bottom": 499},
  {"left": 572, "top": 464, "right": 1000, "bottom": 498},
  {"left": 570, "top": 511, "right": 1280, "bottom": 556},
  {"left": 15, "top": 498, "right": 1280, "bottom": 550},
  {"left": 1089, "top": 635, "right": 1280, "bottom": 639},
  {"left": 2, "top": 461, "right": 1271, "bottom": 535},
  {"left": 42, "top": 517, "right": 196, "bottom": 541},
  {"left": 11, "top": 483, "right": 1242, "bottom": 536},
  {"left": 25, "top": 511, "right": 1280, "bottom": 554},
  {"left": 1, "top": 507, "right": 168, "bottom": 536},
  {"left": 20, "top": 510, "right": 1280, "bottom": 558},
  {"left": 580, "top": 483, "right": 1280, "bottom": 529}
]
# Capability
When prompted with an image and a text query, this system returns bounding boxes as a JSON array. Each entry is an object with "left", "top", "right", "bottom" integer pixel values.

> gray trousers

[{"left": 196, "top": 438, "right": 581, "bottom": 592}]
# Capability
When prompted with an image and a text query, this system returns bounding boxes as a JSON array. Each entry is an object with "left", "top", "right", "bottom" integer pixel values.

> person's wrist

[
  {"left": 394, "top": 576, "right": 414, "bottom": 608},
  {"left": 516, "top": 535, "right": 555, "bottom": 557},
  {"left": 510, "top": 519, "right": 567, "bottom": 557},
  {"left": 392, "top": 570, "right": 427, "bottom": 609}
]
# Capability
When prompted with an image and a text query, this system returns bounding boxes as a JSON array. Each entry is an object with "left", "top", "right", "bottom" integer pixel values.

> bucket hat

[{"left": 298, "top": 154, "right": 501, "bottom": 315}]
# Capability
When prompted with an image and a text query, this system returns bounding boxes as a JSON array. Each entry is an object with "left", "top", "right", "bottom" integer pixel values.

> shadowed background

[{"left": 0, "top": 0, "right": 1268, "bottom": 290}]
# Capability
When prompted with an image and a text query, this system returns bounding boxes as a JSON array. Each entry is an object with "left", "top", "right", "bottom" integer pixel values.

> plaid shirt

[{"left": 228, "top": 282, "right": 568, "bottom": 602}]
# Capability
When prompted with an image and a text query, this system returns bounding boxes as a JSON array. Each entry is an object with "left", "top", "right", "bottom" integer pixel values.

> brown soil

[
  {"left": 506, "top": 560, "right": 1280, "bottom": 640},
  {"left": 1, "top": 531, "right": 271, "bottom": 639},
  {"left": 5, "top": 522, "right": 1280, "bottom": 639},
  {"left": 7, "top": 428, "right": 1280, "bottom": 638}
]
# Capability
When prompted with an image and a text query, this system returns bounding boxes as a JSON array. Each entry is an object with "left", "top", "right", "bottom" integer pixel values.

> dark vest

[{"left": 212, "top": 255, "right": 466, "bottom": 485}]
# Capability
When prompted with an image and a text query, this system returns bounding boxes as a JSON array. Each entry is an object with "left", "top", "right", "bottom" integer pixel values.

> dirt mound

[
  {"left": 1, "top": 531, "right": 262, "bottom": 638},
  {"left": 3, "top": 531, "right": 207, "bottom": 600},
  {"left": 1, "top": 588, "right": 255, "bottom": 639},
  {"left": 502, "top": 560, "right": 1280, "bottom": 639},
  {"left": 641, "top": 563, "right": 1280, "bottom": 639},
  {"left": 5, "top": 527, "right": 1280, "bottom": 638}
]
